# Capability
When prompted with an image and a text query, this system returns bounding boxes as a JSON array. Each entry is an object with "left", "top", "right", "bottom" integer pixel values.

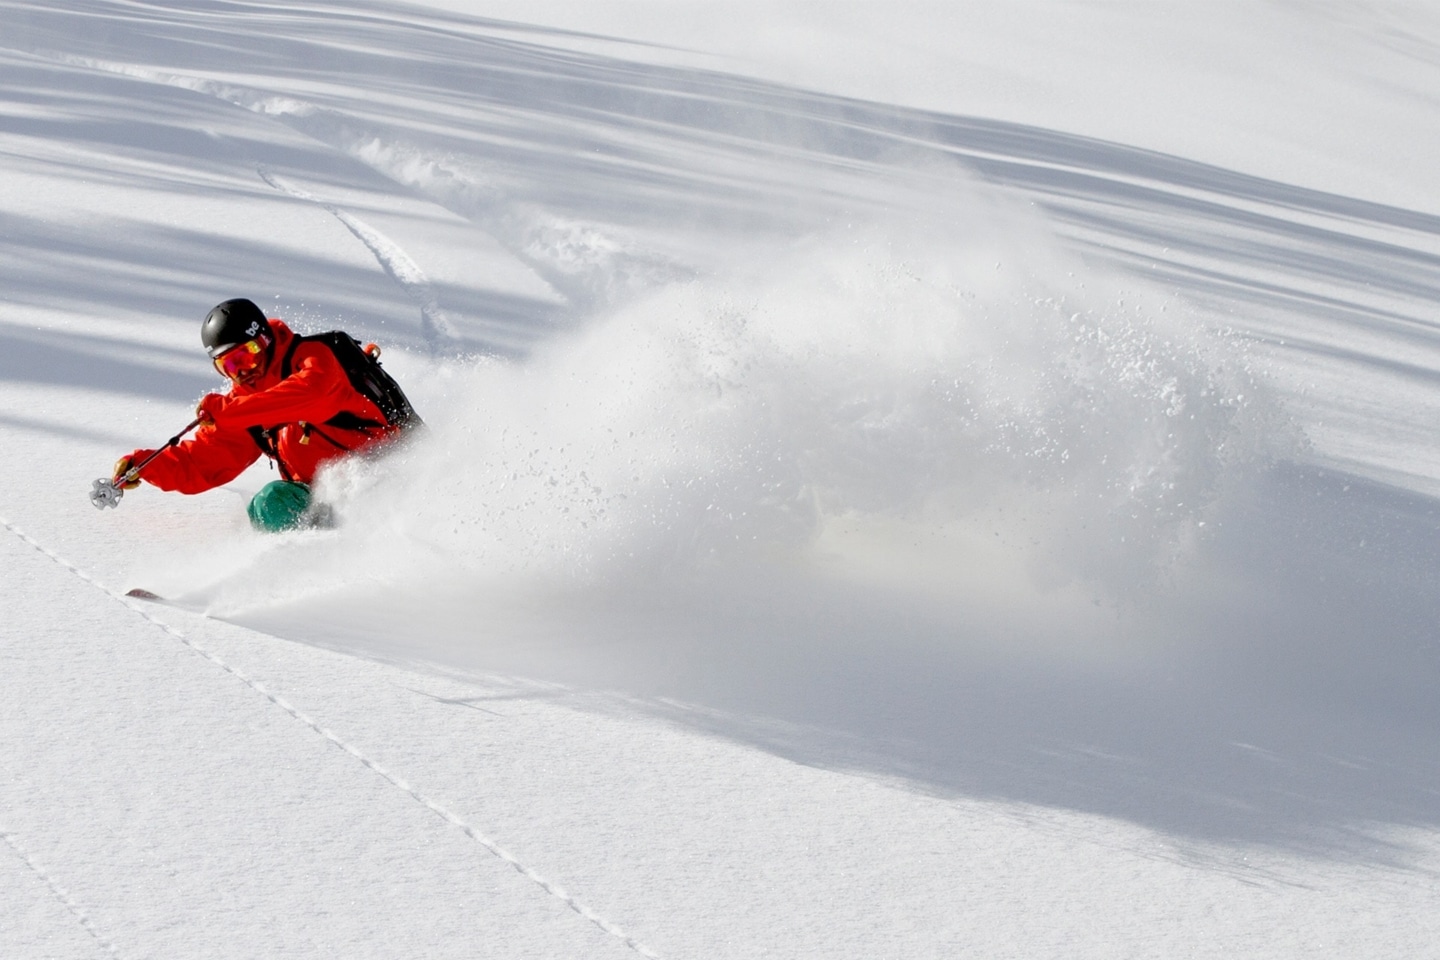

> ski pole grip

[{"left": 92, "top": 418, "right": 202, "bottom": 510}]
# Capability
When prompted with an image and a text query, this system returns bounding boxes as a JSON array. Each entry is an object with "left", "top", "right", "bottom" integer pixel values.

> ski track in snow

[
  {"left": 0, "top": 514, "right": 663, "bottom": 960},
  {"left": 41, "top": 49, "right": 690, "bottom": 313},
  {"left": 9, "top": 7, "right": 1440, "bottom": 954},
  {"left": 0, "top": 828, "right": 121, "bottom": 959},
  {"left": 256, "top": 165, "right": 462, "bottom": 354}
]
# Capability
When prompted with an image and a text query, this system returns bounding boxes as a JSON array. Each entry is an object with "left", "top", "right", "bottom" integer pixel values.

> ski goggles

[{"left": 213, "top": 335, "right": 271, "bottom": 381}]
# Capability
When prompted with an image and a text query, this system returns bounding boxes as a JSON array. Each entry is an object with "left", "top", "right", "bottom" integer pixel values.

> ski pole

[{"left": 90, "top": 417, "right": 202, "bottom": 510}]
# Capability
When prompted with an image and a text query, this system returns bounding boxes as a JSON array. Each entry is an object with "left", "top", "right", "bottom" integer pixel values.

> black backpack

[{"left": 280, "top": 331, "right": 422, "bottom": 431}]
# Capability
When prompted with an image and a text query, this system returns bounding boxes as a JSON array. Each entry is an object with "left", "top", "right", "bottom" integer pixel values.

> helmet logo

[{"left": 246, "top": 320, "right": 261, "bottom": 336}]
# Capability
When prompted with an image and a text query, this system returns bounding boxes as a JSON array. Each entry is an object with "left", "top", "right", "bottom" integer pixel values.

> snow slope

[{"left": 4, "top": 2, "right": 1440, "bottom": 956}]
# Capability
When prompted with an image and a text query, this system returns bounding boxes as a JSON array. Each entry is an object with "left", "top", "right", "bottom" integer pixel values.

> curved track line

[
  {"left": 257, "top": 166, "right": 461, "bottom": 353},
  {"left": 41, "top": 50, "right": 692, "bottom": 311},
  {"left": 0, "top": 828, "right": 121, "bottom": 959},
  {"left": 0, "top": 516, "right": 662, "bottom": 960}
]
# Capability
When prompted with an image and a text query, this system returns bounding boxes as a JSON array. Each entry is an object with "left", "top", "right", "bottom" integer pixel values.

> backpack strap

[
  {"left": 280, "top": 333, "right": 390, "bottom": 431},
  {"left": 247, "top": 425, "right": 294, "bottom": 481},
  {"left": 279, "top": 333, "right": 305, "bottom": 380},
  {"left": 245, "top": 335, "right": 309, "bottom": 479}
]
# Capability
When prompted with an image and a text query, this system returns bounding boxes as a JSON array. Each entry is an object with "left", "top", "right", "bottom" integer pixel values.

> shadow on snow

[{"left": 3, "top": 0, "right": 1440, "bottom": 863}]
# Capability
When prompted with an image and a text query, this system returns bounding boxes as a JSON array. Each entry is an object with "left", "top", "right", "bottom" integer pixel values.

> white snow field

[{"left": 5, "top": 1, "right": 1440, "bottom": 956}]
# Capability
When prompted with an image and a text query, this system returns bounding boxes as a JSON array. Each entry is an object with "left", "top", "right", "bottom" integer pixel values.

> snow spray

[{"left": 183, "top": 180, "right": 1288, "bottom": 682}]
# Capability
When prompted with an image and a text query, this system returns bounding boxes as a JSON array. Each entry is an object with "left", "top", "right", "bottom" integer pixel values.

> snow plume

[
  {"left": 393, "top": 236, "right": 1264, "bottom": 588},
  {"left": 192, "top": 183, "right": 1286, "bottom": 675}
]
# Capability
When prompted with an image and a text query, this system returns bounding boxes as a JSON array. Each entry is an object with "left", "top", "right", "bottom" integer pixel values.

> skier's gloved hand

[
  {"left": 113, "top": 452, "right": 149, "bottom": 490},
  {"left": 196, "top": 392, "right": 231, "bottom": 425}
]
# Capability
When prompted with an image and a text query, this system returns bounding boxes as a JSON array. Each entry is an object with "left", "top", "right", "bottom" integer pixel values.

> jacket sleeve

[
  {"left": 134, "top": 422, "right": 263, "bottom": 494},
  {"left": 211, "top": 343, "right": 364, "bottom": 430}
]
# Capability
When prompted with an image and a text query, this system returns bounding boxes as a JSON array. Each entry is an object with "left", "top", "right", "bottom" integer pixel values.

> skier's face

[{"left": 214, "top": 337, "right": 270, "bottom": 386}]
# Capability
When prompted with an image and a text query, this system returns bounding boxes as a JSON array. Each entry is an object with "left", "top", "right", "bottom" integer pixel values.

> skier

[{"left": 110, "top": 298, "right": 419, "bottom": 531}]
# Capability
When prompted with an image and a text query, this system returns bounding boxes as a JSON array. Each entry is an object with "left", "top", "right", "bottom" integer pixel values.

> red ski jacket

[{"left": 130, "top": 320, "right": 399, "bottom": 493}]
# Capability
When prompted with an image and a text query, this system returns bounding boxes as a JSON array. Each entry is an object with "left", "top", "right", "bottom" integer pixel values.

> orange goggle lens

[{"left": 213, "top": 338, "right": 268, "bottom": 380}]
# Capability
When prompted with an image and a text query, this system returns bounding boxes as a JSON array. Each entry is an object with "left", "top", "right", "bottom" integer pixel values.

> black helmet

[{"left": 201, "top": 298, "right": 271, "bottom": 358}]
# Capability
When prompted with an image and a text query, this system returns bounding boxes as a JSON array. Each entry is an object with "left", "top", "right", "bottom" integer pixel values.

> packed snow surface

[{"left": 4, "top": 2, "right": 1440, "bottom": 957}]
